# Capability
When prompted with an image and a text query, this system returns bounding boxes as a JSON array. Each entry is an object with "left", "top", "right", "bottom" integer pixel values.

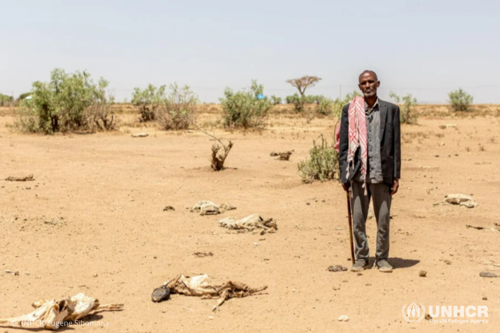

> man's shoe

[
  {"left": 376, "top": 259, "right": 393, "bottom": 273},
  {"left": 350, "top": 259, "right": 368, "bottom": 272}
]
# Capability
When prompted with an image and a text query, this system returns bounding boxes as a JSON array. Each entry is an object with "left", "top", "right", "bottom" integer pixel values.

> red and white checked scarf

[{"left": 346, "top": 96, "right": 368, "bottom": 187}]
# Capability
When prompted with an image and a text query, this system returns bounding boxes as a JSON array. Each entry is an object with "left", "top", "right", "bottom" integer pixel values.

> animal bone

[
  {"left": 190, "top": 201, "right": 220, "bottom": 215},
  {"left": 0, "top": 293, "right": 122, "bottom": 330},
  {"left": 219, "top": 214, "right": 277, "bottom": 233},
  {"left": 219, "top": 202, "right": 236, "bottom": 212},
  {"left": 445, "top": 194, "right": 477, "bottom": 208},
  {"left": 154, "top": 275, "right": 267, "bottom": 311}
]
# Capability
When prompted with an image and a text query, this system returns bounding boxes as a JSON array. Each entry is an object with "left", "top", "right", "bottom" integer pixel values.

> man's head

[{"left": 358, "top": 70, "right": 380, "bottom": 99}]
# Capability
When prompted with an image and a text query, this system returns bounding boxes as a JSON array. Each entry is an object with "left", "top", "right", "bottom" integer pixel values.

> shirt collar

[{"left": 365, "top": 99, "right": 379, "bottom": 114}]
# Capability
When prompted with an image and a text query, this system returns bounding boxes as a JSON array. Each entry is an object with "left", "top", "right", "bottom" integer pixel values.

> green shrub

[
  {"left": 317, "top": 98, "right": 334, "bottom": 115},
  {"left": 0, "top": 93, "right": 13, "bottom": 106},
  {"left": 448, "top": 88, "right": 473, "bottom": 112},
  {"left": 15, "top": 69, "right": 115, "bottom": 133},
  {"left": 220, "top": 80, "right": 271, "bottom": 129},
  {"left": 131, "top": 84, "right": 166, "bottom": 122},
  {"left": 285, "top": 93, "right": 303, "bottom": 111},
  {"left": 298, "top": 135, "right": 338, "bottom": 183},
  {"left": 131, "top": 84, "right": 197, "bottom": 129},
  {"left": 270, "top": 95, "right": 282, "bottom": 105},
  {"left": 389, "top": 91, "right": 418, "bottom": 124},
  {"left": 157, "top": 84, "right": 198, "bottom": 130}
]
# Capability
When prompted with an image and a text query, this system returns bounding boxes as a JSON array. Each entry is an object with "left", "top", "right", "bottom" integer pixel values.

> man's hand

[
  {"left": 342, "top": 183, "right": 350, "bottom": 192},
  {"left": 391, "top": 179, "right": 399, "bottom": 195}
]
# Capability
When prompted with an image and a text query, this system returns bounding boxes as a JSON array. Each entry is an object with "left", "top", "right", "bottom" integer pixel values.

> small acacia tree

[
  {"left": 389, "top": 91, "right": 418, "bottom": 124},
  {"left": 448, "top": 88, "right": 473, "bottom": 112},
  {"left": 16, "top": 69, "right": 115, "bottom": 133},
  {"left": 220, "top": 80, "right": 272, "bottom": 129},
  {"left": 286, "top": 76, "right": 322, "bottom": 111}
]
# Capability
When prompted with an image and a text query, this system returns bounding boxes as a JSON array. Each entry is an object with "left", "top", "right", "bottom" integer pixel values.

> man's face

[{"left": 358, "top": 72, "right": 380, "bottom": 98}]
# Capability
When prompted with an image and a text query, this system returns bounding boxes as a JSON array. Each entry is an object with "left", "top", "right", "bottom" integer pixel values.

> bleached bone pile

[
  {"left": 219, "top": 214, "right": 277, "bottom": 233},
  {"left": 190, "top": 201, "right": 237, "bottom": 216},
  {"left": 190, "top": 201, "right": 220, "bottom": 215},
  {"left": 153, "top": 274, "right": 267, "bottom": 311},
  {"left": 0, "top": 293, "right": 122, "bottom": 330}
]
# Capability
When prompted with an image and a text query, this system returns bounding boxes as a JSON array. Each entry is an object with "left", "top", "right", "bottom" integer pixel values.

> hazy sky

[{"left": 1, "top": 0, "right": 499, "bottom": 103}]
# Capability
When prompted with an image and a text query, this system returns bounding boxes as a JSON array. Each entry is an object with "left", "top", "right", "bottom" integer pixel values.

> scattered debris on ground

[
  {"left": 419, "top": 270, "right": 427, "bottom": 277},
  {"left": 0, "top": 293, "right": 123, "bottom": 330},
  {"left": 44, "top": 219, "right": 65, "bottom": 226},
  {"left": 439, "top": 124, "right": 457, "bottom": 129},
  {"left": 219, "top": 214, "right": 277, "bottom": 234},
  {"left": 444, "top": 194, "right": 478, "bottom": 208},
  {"left": 151, "top": 274, "right": 267, "bottom": 311},
  {"left": 338, "top": 315, "right": 349, "bottom": 322},
  {"left": 4, "top": 270, "right": 19, "bottom": 276},
  {"left": 194, "top": 252, "right": 214, "bottom": 258},
  {"left": 5, "top": 175, "right": 34, "bottom": 182},
  {"left": 465, "top": 223, "right": 500, "bottom": 231},
  {"left": 425, "top": 314, "right": 433, "bottom": 320},
  {"left": 479, "top": 272, "right": 497, "bottom": 278},
  {"left": 270, "top": 151, "right": 294, "bottom": 161},
  {"left": 131, "top": 133, "right": 148, "bottom": 137},
  {"left": 163, "top": 206, "right": 175, "bottom": 211},
  {"left": 327, "top": 265, "right": 347, "bottom": 272},
  {"left": 467, "top": 224, "right": 499, "bottom": 232}
]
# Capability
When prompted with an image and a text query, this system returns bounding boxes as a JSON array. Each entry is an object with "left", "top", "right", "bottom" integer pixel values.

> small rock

[
  {"left": 163, "top": 206, "right": 175, "bottom": 211},
  {"left": 328, "top": 265, "right": 347, "bottom": 272},
  {"left": 338, "top": 315, "right": 349, "bottom": 322},
  {"left": 480, "top": 272, "right": 497, "bottom": 278},
  {"left": 482, "top": 297, "right": 488, "bottom": 301},
  {"left": 444, "top": 260, "right": 452, "bottom": 265},
  {"left": 425, "top": 314, "right": 432, "bottom": 321},
  {"left": 419, "top": 270, "right": 427, "bottom": 277},
  {"left": 357, "top": 273, "right": 363, "bottom": 276}
]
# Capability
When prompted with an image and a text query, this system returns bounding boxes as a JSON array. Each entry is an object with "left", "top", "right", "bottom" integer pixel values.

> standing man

[{"left": 338, "top": 70, "right": 401, "bottom": 273}]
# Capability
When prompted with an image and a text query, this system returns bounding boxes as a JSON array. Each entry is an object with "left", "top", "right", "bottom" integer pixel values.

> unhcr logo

[{"left": 402, "top": 303, "right": 425, "bottom": 323}]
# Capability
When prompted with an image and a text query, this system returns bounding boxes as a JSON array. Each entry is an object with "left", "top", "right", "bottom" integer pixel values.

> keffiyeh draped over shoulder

[{"left": 346, "top": 96, "right": 368, "bottom": 187}]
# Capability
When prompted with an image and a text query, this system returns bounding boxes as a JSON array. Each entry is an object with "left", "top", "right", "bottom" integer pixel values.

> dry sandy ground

[{"left": 0, "top": 108, "right": 499, "bottom": 333}]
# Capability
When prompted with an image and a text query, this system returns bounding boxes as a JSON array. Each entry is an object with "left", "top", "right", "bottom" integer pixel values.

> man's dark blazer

[{"left": 338, "top": 99, "right": 401, "bottom": 186}]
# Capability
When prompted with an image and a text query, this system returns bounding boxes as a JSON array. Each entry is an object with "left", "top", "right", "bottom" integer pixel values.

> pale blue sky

[{"left": 1, "top": 0, "right": 499, "bottom": 103}]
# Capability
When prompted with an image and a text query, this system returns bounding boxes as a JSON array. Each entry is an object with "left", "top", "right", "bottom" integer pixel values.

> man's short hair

[{"left": 359, "top": 70, "right": 378, "bottom": 81}]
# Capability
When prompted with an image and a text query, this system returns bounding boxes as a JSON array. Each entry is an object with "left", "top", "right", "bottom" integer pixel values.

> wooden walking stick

[{"left": 346, "top": 191, "right": 355, "bottom": 263}]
